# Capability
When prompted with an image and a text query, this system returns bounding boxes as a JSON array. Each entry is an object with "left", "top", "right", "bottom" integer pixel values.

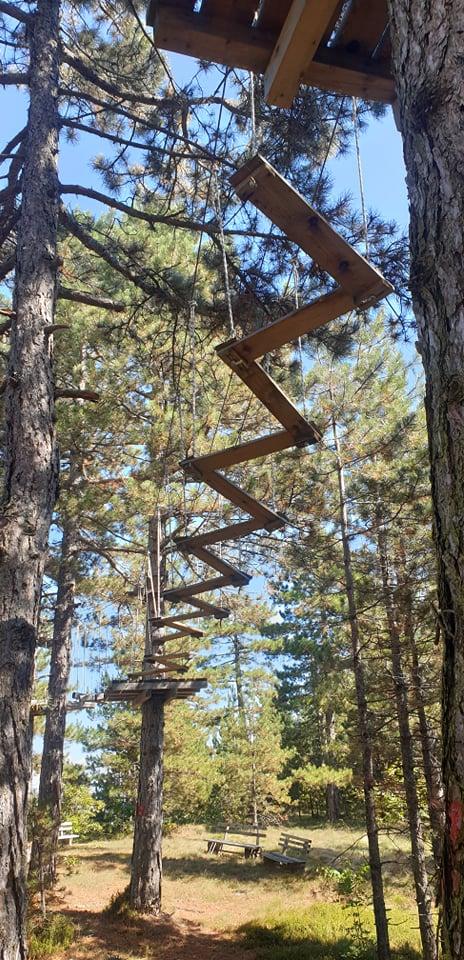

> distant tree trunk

[
  {"left": 332, "top": 416, "right": 390, "bottom": 960},
  {"left": 130, "top": 515, "right": 164, "bottom": 914},
  {"left": 0, "top": 1, "right": 60, "bottom": 955},
  {"left": 388, "top": 4, "right": 464, "bottom": 955},
  {"left": 397, "top": 545, "right": 444, "bottom": 870},
  {"left": 324, "top": 708, "right": 340, "bottom": 823},
  {"left": 33, "top": 522, "right": 77, "bottom": 882},
  {"left": 377, "top": 515, "right": 437, "bottom": 960},
  {"left": 232, "top": 634, "right": 246, "bottom": 719}
]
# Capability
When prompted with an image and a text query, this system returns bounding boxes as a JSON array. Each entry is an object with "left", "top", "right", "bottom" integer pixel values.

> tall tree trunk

[
  {"left": 377, "top": 515, "right": 437, "bottom": 960},
  {"left": 388, "top": 6, "right": 464, "bottom": 954},
  {"left": 232, "top": 633, "right": 246, "bottom": 719},
  {"left": 0, "top": 2, "right": 60, "bottom": 955},
  {"left": 332, "top": 417, "right": 391, "bottom": 960},
  {"left": 33, "top": 522, "right": 77, "bottom": 882},
  {"left": 397, "top": 545, "right": 444, "bottom": 870},
  {"left": 130, "top": 515, "right": 164, "bottom": 914}
]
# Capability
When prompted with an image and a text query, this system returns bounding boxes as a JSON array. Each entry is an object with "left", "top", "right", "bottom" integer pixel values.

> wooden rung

[
  {"left": 216, "top": 351, "right": 320, "bottom": 438},
  {"left": 164, "top": 571, "right": 251, "bottom": 602},
  {"left": 151, "top": 611, "right": 208, "bottom": 626},
  {"left": 161, "top": 620, "right": 204, "bottom": 638},
  {"left": 264, "top": 0, "right": 344, "bottom": 107},
  {"left": 145, "top": 653, "right": 190, "bottom": 663},
  {"left": 182, "top": 543, "right": 249, "bottom": 581},
  {"left": 182, "top": 426, "right": 316, "bottom": 477},
  {"left": 186, "top": 597, "right": 231, "bottom": 619},
  {"left": 231, "top": 154, "right": 394, "bottom": 303},
  {"left": 189, "top": 468, "right": 284, "bottom": 527},
  {"left": 175, "top": 516, "right": 284, "bottom": 551},
  {"left": 219, "top": 289, "right": 355, "bottom": 363}
]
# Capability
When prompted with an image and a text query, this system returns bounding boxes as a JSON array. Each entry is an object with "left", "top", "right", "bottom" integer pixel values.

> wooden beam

[
  {"left": 175, "top": 517, "right": 279, "bottom": 550},
  {"left": 304, "top": 46, "right": 395, "bottom": 102},
  {"left": 161, "top": 620, "right": 204, "bottom": 637},
  {"left": 151, "top": 611, "right": 208, "bottom": 627},
  {"left": 200, "top": 0, "right": 257, "bottom": 24},
  {"left": 182, "top": 427, "right": 315, "bottom": 477},
  {"left": 216, "top": 350, "right": 321, "bottom": 438},
  {"left": 264, "top": 0, "right": 343, "bottom": 107},
  {"left": 219, "top": 289, "right": 355, "bottom": 363},
  {"left": 231, "top": 155, "right": 393, "bottom": 302}
]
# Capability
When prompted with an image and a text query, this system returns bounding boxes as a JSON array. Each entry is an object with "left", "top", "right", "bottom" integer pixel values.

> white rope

[
  {"left": 213, "top": 168, "right": 235, "bottom": 337},
  {"left": 352, "top": 97, "right": 369, "bottom": 258}
]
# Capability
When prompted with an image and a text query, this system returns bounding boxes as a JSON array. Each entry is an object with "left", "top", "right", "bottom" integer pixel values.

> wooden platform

[
  {"left": 147, "top": 0, "right": 395, "bottom": 105},
  {"left": 104, "top": 678, "right": 208, "bottom": 705}
]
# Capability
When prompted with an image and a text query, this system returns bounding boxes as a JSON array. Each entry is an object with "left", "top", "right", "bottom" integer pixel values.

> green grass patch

[
  {"left": 28, "top": 914, "right": 76, "bottom": 960},
  {"left": 240, "top": 904, "right": 421, "bottom": 960}
]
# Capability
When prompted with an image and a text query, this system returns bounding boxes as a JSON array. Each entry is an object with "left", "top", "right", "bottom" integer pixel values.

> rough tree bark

[
  {"left": 130, "top": 516, "right": 165, "bottom": 914},
  {"left": 332, "top": 416, "right": 391, "bottom": 960},
  {"left": 377, "top": 516, "right": 437, "bottom": 960},
  {"left": 324, "top": 709, "right": 340, "bottom": 823},
  {"left": 33, "top": 522, "right": 77, "bottom": 882},
  {"left": 387, "top": 4, "right": 464, "bottom": 955},
  {"left": 0, "top": 1, "right": 60, "bottom": 956}
]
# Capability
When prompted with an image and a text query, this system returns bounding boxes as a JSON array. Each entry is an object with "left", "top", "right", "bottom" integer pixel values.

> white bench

[{"left": 58, "top": 821, "right": 79, "bottom": 846}]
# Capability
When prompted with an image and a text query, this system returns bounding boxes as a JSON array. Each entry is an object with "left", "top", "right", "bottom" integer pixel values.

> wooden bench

[
  {"left": 206, "top": 824, "right": 266, "bottom": 859},
  {"left": 262, "top": 833, "right": 311, "bottom": 872},
  {"left": 58, "top": 821, "right": 79, "bottom": 846}
]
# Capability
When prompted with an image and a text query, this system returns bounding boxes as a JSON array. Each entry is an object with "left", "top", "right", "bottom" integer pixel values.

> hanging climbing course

[
  {"left": 161, "top": 154, "right": 393, "bottom": 625},
  {"left": 147, "top": 0, "right": 394, "bottom": 106}
]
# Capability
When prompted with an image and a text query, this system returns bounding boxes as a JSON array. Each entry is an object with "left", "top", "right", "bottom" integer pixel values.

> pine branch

[
  {"left": 0, "top": 71, "right": 28, "bottom": 85},
  {"left": 61, "top": 49, "right": 165, "bottom": 108},
  {"left": 55, "top": 388, "right": 100, "bottom": 402},
  {"left": 60, "top": 183, "right": 215, "bottom": 236},
  {"left": 58, "top": 286, "right": 126, "bottom": 312},
  {"left": 60, "top": 117, "right": 222, "bottom": 167},
  {"left": 0, "top": 1, "right": 30, "bottom": 23}
]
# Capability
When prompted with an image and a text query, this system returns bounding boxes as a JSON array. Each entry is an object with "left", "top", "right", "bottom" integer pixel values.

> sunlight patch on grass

[{"left": 240, "top": 904, "right": 422, "bottom": 960}]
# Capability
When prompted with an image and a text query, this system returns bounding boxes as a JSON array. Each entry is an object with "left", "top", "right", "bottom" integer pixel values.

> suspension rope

[
  {"left": 249, "top": 71, "right": 258, "bottom": 154},
  {"left": 189, "top": 298, "right": 197, "bottom": 456},
  {"left": 213, "top": 168, "right": 235, "bottom": 337},
  {"left": 352, "top": 97, "right": 369, "bottom": 258}
]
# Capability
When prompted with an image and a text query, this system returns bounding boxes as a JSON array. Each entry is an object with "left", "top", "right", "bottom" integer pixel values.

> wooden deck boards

[{"left": 148, "top": 0, "right": 395, "bottom": 104}]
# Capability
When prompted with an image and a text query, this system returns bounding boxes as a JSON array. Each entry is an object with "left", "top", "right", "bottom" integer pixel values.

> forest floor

[{"left": 45, "top": 824, "right": 425, "bottom": 960}]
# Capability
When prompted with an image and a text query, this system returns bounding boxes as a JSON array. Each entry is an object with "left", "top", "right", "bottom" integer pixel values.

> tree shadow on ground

[
  {"left": 59, "top": 906, "right": 252, "bottom": 959},
  {"left": 163, "top": 854, "right": 306, "bottom": 886},
  {"left": 59, "top": 850, "right": 131, "bottom": 871}
]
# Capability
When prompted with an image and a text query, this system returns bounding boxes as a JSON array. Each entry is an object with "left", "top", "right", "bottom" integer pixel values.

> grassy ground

[{"left": 45, "top": 824, "right": 425, "bottom": 960}]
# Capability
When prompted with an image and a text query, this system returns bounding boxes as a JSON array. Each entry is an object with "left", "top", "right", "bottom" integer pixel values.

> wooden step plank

[
  {"left": 231, "top": 154, "right": 394, "bottom": 302},
  {"left": 200, "top": 0, "right": 257, "bottom": 25},
  {"left": 175, "top": 518, "right": 278, "bottom": 550},
  {"left": 334, "top": 0, "right": 390, "bottom": 61},
  {"left": 145, "top": 653, "right": 190, "bottom": 663},
  {"left": 164, "top": 571, "right": 251, "bottom": 602},
  {"left": 264, "top": 0, "right": 344, "bottom": 107},
  {"left": 183, "top": 543, "right": 249, "bottom": 580},
  {"left": 188, "top": 468, "right": 283, "bottom": 526},
  {"left": 217, "top": 351, "right": 321, "bottom": 438},
  {"left": 151, "top": 611, "right": 208, "bottom": 626},
  {"left": 182, "top": 427, "right": 314, "bottom": 477},
  {"left": 186, "top": 597, "right": 231, "bottom": 618},
  {"left": 219, "top": 289, "right": 355, "bottom": 364},
  {"left": 162, "top": 620, "right": 204, "bottom": 637}
]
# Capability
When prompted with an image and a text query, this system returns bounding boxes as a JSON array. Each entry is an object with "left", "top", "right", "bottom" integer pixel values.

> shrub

[{"left": 28, "top": 914, "right": 76, "bottom": 960}]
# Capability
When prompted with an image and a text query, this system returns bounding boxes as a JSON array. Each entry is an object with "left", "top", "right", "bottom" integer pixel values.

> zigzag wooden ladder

[{"left": 158, "top": 154, "right": 393, "bottom": 631}]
